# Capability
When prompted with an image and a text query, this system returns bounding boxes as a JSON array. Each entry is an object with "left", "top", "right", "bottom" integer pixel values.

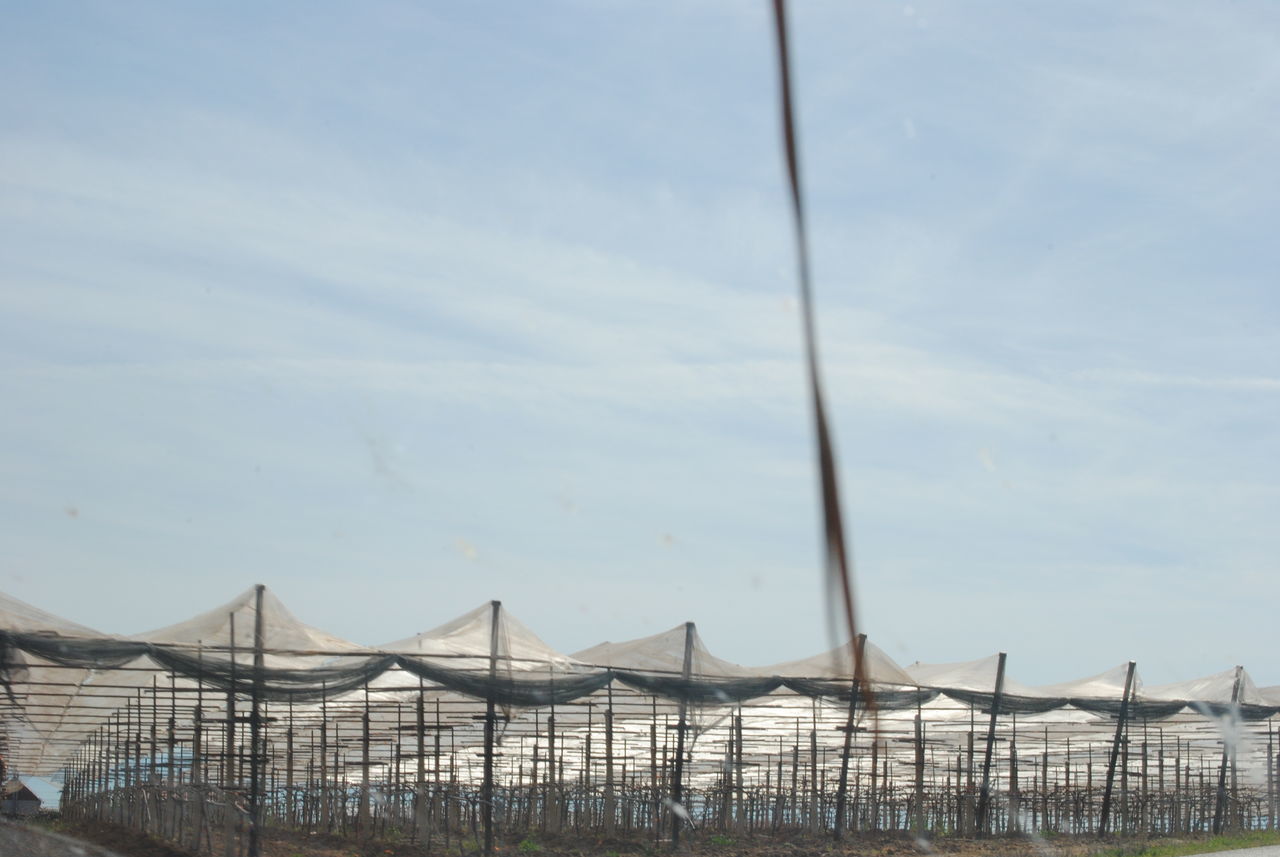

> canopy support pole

[
  {"left": 670, "top": 621, "right": 695, "bottom": 848},
  {"left": 482, "top": 600, "right": 501, "bottom": 855},
  {"left": 833, "top": 634, "right": 866, "bottom": 840},
  {"left": 1099, "top": 660, "right": 1136, "bottom": 835},
  {"left": 605, "top": 682, "right": 615, "bottom": 835},
  {"left": 226, "top": 612, "right": 237, "bottom": 791},
  {"left": 975, "top": 651, "right": 1007, "bottom": 836},
  {"left": 1212, "top": 666, "right": 1243, "bottom": 834},
  {"left": 248, "top": 583, "right": 265, "bottom": 857}
]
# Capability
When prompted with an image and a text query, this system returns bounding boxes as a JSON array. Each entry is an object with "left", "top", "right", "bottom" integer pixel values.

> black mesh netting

[
  {"left": 1189, "top": 700, "right": 1280, "bottom": 721},
  {"left": 0, "top": 631, "right": 609, "bottom": 706},
  {"left": 1, "top": 631, "right": 740, "bottom": 707},
  {"left": 612, "top": 672, "right": 782, "bottom": 704},
  {"left": 782, "top": 678, "right": 938, "bottom": 709},
  {"left": 395, "top": 658, "right": 613, "bottom": 706},
  {"left": 3, "top": 631, "right": 1271, "bottom": 718},
  {"left": 1068, "top": 697, "right": 1190, "bottom": 720},
  {"left": 938, "top": 688, "right": 1069, "bottom": 715}
]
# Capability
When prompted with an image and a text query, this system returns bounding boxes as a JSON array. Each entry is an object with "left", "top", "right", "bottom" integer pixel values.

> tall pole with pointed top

[
  {"left": 833, "top": 633, "right": 866, "bottom": 840},
  {"left": 1212, "top": 665, "right": 1244, "bottom": 834},
  {"left": 1099, "top": 660, "right": 1136, "bottom": 835},
  {"left": 605, "top": 682, "right": 616, "bottom": 835},
  {"left": 226, "top": 613, "right": 237, "bottom": 791},
  {"left": 482, "top": 600, "right": 501, "bottom": 855},
  {"left": 671, "top": 621, "right": 695, "bottom": 848},
  {"left": 976, "top": 652, "right": 1007, "bottom": 836},
  {"left": 248, "top": 583, "right": 266, "bottom": 857},
  {"left": 415, "top": 678, "right": 426, "bottom": 840}
]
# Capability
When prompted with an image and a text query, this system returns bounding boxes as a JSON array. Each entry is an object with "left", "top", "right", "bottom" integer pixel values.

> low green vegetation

[{"left": 1095, "top": 830, "right": 1280, "bottom": 857}]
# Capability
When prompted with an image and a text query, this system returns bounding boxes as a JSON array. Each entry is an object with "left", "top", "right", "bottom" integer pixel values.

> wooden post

[
  {"left": 670, "top": 621, "right": 695, "bottom": 848},
  {"left": 1041, "top": 727, "right": 1049, "bottom": 834},
  {"left": 720, "top": 729, "right": 733, "bottom": 830},
  {"left": 833, "top": 633, "right": 865, "bottom": 839},
  {"left": 285, "top": 697, "right": 295, "bottom": 827},
  {"left": 1098, "top": 660, "right": 1136, "bottom": 835},
  {"left": 248, "top": 584, "right": 266, "bottom": 857},
  {"left": 1212, "top": 666, "right": 1243, "bottom": 834},
  {"left": 415, "top": 682, "right": 427, "bottom": 839},
  {"left": 808, "top": 722, "right": 818, "bottom": 831},
  {"left": 965, "top": 713, "right": 975, "bottom": 835},
  {"left": 167, "top": 673, "right": 177, "bottom": 788},
  {"left": 772, "top": 740, "right": 784, "bottom": 830},
  {"left": 320, "top": 685, "right": 329, "bottom": 832},
  {"left": 605, "top": 682, "right": 616, "bottom": 834},
  {"left": 332, "top": 721, "right": 342, "bottom": 835},
  {"left": 649, "top": 705, "right": 658, "bottom": 841},
  {"left": 1141, "top": 721, "right": 1149, "bottom": 833},
  {"left": 482, "top": 600, "right": 501, "bottom": 855},
  {"left": 1119, "top": 723, "right": 1129, "bottom": 833},
  {"left": 869, "top": 734, "right": 878, "bottom": 830},
  {"left": 914, "top": 709, "right": 926, "bottom": 834},
  {"left": 734, "top": 708, "right": 744, "bottom": 832},
  {"left": 134, "top": 693, "right": 143, "bottom": 826},
  {"left": 190, "top": 648, "right": 206, "bottom": 854},
  {"left": 359, "top": 686, "right": 372, "bottom": 837},
  {"left": 1008, "top": 714, "right": 1019, "bottom": 834},
  {"left": 192, "top": 643, "right": 205, "bottom": 786},
  {"left": 547, "top": 698, "right": 559, "bottom": 833},
  {"left": 583, "top": 704, "right": 593, "bottom": 833},
  {"left": 224, "top": 612, "right": 240, "bottom": 793},
  {"left": 1157, "top": 728, "right": 1165, "bottom": 834},
  {"left": 394, "top": 704, "right": 403, "bottom": 827},
  {"left": 975, "top": 651, "right": 1007, "bottom": 836},
  {"left": 1268, "top": 724, "right": 1276, "bottom": 831},
  {"left": 150, "top": 675, "right": 158, "bottom": 786},
  {"left": 435, "top": 698, "right": 443, "bottom": 831}
]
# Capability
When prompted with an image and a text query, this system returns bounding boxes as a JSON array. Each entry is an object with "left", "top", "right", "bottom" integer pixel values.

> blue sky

[{"left": 2, "top": 1, "right": 1278, "bottom": 687}]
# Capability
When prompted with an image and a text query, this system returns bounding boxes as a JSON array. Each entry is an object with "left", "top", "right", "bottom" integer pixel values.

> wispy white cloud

[
  {"left": 1072, "top": 369, "right": 1280, "bottom": 392},
  {"left": 1, "top": 1, "right": 1277, "bottom": 684}
]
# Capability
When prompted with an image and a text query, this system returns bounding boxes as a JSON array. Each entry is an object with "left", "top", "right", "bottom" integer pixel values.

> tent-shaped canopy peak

[
  {"left": 0, "top": 591, "right": 99, "bottom": 635},
  {"left": 378, "top": 601, "right": 582, "bottom": 672},
  {"left": 132, "top": 585, "right": 359, "bottom": 655},
  {"left": 1034, "top": 662, "right": 1145, "bottom": 699},
  {"left": 754, "top": 640, "right": 916, "bottom": 686},
  {"left": 905, "top": 653, "right": 1041, "bottom": 697},
  {"left": 574, "top": 622, "right": 752, "bottom": 677},
  {"left": 1146, "top": 665, "right": 1270, "bottom": 706}
]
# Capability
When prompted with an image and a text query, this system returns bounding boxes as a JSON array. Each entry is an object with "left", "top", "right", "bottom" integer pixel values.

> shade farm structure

[{"left": 1, "top": 587, "right": 1277, "bottom": 856}]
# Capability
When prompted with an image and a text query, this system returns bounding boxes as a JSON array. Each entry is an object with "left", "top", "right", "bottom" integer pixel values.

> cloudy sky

[{"left": 3, "top": 1, "right": 1278, "bottom": 687}]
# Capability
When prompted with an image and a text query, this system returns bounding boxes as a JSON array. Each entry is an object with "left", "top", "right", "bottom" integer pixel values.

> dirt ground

[
  {"left": 31, "top": 818, "right": 1189, "bottom": 857},
  {"left": 14, "top": 817, "right": 188, "bottom": 857}
]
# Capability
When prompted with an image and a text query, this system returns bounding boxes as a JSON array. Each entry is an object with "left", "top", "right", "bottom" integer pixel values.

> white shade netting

[{"left": 2, "top": 585, "right": 1277, "bottom": 820}]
